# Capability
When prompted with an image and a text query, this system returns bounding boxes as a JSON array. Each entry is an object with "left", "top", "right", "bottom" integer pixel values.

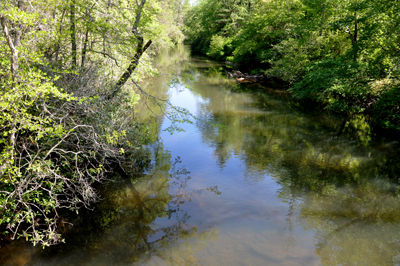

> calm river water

[{"left": 3, "top": 46, "right": 400, "bottom": 266}]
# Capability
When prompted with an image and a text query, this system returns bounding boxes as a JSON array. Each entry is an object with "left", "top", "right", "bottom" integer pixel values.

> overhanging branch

[{"left": 107, "top": 0, "right": 151, "bottom": 100}]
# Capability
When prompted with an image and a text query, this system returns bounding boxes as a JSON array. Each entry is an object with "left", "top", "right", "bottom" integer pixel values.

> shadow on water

[{"left": 1, "top": 142, "right": 219, "bottom": 266}]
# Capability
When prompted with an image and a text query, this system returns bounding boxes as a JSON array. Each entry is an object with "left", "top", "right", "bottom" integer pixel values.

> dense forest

[
  {"left": 184, "top": 0, "right": 400, "bottom": 130},
  {"left": 1, "top": 0, "right": 400, "bottom": 250}
]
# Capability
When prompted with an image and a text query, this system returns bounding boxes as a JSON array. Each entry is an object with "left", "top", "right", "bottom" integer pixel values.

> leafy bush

[
  {"left": 290, "top": 60, "right": 375, "bottom": 114},
  {"left": 265, "top": 31, "right": 351, "bottom": 83},
  {"left": 207, "top": 35, "right": 232, "bottom": 60},
  {"left": 371, "top": 84, "right": 400, "bottom": 130}
]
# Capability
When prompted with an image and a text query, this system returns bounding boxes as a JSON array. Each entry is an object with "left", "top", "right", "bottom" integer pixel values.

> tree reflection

[
  {"left": 29, "top": 144, "right": 218, "bottom": 266},
  {"left": 185, "top": 66, "right": 400, "bottom": 265},
  {"left": 303, "top": 212, "right": 400, "bottom": 265}
]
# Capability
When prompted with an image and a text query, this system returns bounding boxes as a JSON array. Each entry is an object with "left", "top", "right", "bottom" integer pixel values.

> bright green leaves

[
  {"left": 105, "top": 130, "right": 127, "bottom": 145},
  {"left": 0, "top": 0, "right": 154, "bottom": 247},
  {"left": 0, "top": 4, "right": 40, "bottom": 26},
  {"left": 207, "top": 35, "right": 233, "bottom": 60}
]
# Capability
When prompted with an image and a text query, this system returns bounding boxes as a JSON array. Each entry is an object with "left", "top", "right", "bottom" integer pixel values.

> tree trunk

[
  {"left": 108, "top": 40, "right": 152, "bottom": 100},
  {"left": 70, "top": 0, "right": 77, "bottom": 69},
  {"left": 353, "top": 12, "right": 358, "bottom": 61},
  {"left": 0, "top": 16, "right": 19, "bottom": 80},
  {"left": 55, "top": 8, "right": 67, "bottom": 63},
  {"left": 13, "top": 1, "right": 24, "bottom": 47},
  {"left": 81, "top": 10, "right": 90, "bottom": 69},
  {"left": 0, "top": 16, "right": 18, "bottom": 177},
  {"left": 108, "top": 0, "right": 152, "bottom": 100},
  {"left": 81, "top": 28, "right": 89, "bottom": 68}
]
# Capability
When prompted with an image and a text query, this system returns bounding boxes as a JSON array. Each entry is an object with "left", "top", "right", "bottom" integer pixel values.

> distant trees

[
  {"left": 0, "top": 0, "right": 186, "bottom": 246},
  {"left": 184, "top": 0, "right": 400, "bottom": 130}
]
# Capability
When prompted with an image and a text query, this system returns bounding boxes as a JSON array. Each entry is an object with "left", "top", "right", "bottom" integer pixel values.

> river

[{"left": 2, "top": 45, "right": 400, "bottom": 266}]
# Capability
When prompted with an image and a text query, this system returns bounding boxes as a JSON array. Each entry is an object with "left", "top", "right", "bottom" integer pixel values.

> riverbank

[
  {"left": 220, "top": 60, "right": 400, "bottom": 138},
  {"left": 184, "top": 0, "right": 400, "bottom": 132}
]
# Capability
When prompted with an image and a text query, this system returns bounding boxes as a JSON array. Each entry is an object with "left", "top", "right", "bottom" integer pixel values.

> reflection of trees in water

[
  {"left": 193, "top": 79, "right": 400, "bottom": 193},
  {"left": 191, "top": 76, "right": 400, "bottom": 264},
  {"left": 26, "top": 49, "right": 227, "bottom": 266},
  {"left": 302, "top": 215, "right": 400, "bottom": 265},
  {"left": 134, "top": 45, "right": 193, "bottom": 132},
  {"left": 293, "top": 178, "right": 400, "bottom": 265},
  {"left": 31, "top": 143, "right": 218, "bottom": 266}
]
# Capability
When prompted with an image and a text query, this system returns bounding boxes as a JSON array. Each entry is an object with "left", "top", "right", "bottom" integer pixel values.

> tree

[
  {"left": 0, "top": 0, "right": 187, "bottom": 247},
  {"left": 184, "top": 0, "right": 400, "bottom": 130}
]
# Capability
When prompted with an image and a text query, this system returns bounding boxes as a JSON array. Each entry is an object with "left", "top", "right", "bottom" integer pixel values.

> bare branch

[{"left": 88, "top": 49, "right": 120, "bottom": 66}]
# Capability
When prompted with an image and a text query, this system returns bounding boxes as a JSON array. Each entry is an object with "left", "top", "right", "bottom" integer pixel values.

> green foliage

[
  {"left": 184, "top": 0, "right": 257, "bottom": 56},
  {"left": 0, "top": 43, "right": 74, "bottom": 246},
  {"left": 290, "top": 60, "right": 374, "bottom": 114},
  {"left": 184, "top": 0, "right": 400, "bottom": 131},
  {"left": 0, "top": 0, "right": 187, "bottom": 247},
  {"left": 207, "top": 35, "right": 232, "bottom": 60},
  {"left": 232, "top": 0, "right": 302, "bottom": 65},
  {"left": 266, "top": 31, "right": 351, "bottom": 83}
]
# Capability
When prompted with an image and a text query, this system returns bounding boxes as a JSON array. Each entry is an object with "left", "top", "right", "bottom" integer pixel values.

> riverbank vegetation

[
  {"left": 2, "top": 0, "right": 399, "bottom": 251},
  {"left": 0, "top": 0, "right": 187, "bottom": 247},
  {"left": 184, "top": 0, "right": 400, "bottom": 130}
]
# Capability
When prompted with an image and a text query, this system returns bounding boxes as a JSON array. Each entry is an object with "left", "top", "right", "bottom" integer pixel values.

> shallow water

[{"left": 3, "top": 45, "right": 400, "bottom": 266}]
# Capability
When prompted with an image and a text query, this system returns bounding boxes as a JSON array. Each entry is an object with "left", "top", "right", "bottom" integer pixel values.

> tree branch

[
  {"left": 108, "top": 0, "right": 151, "bottom": 100},
  {"left": 108, "top": 40, "right": 152, "bottom": 100}
]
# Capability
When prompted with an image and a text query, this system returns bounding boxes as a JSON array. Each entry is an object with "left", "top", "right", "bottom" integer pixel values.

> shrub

[
  {"left": 371, "top": 84, "right": 400, "bottom": 130},
  {"left": 207, "top": 35, "right": 232, "bottom": 60},
  {"left": 290, "top": 60, "right": 375, "bottom": 114}
]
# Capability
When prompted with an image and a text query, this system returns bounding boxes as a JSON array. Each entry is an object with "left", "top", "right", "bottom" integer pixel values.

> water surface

[{"left": 3, "top": 45, "right": 400, "bottom": 266}]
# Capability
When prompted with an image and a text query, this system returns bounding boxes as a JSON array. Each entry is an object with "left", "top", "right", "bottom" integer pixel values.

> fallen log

[{"left": 227, "top": 70, "right": 266, "bottom": 83}]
